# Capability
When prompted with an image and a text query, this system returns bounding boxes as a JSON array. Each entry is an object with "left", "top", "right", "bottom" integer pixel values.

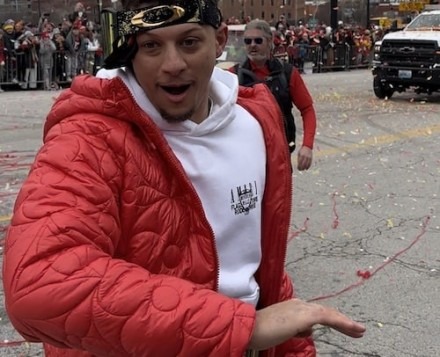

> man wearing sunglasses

[
  {"left": 231, "top": 19, "right": 317, "bottom": 171},
  {"left": 244, "top": 37, "right": 264, "bottom": 45}
]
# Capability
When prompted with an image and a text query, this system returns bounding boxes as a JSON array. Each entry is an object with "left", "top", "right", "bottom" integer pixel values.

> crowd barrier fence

[
  {"left": 268, "top": 43, "right": 372, "bottom": 73},
  {"left": 307, "top": 43, "right": 372, "bottom": 73},
  {"left": 0, "top": 45, "right": 373, "bottom": 90},
  {"left": 0, "top": 49, "right": 102, "bottom": 90}
]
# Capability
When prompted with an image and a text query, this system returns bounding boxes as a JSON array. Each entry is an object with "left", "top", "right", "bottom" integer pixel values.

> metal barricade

[
  {"left": 347, "top": 44, "right": 372, "bottom": 70},
  {"left": 0, "top": 42, "right": 374, "bottom": 89},
  {"left": 0, "top": 50, "right": 102, "bottom": 90},
  {"left": 311, "top": 44, "right": 351, "bottom": 73},
  {"left": 287, "top": 44, "right": 318, "bottom": 74}
]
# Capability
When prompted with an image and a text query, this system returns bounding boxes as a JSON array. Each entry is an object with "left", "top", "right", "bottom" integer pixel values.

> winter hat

[{"left": 3, "top": 19, "right": 15, "bottom": 32}]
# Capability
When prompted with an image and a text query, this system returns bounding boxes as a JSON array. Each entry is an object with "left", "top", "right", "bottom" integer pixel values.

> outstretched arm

[{"left": 249, "top": 298, "right": 365, "bottom": 351}]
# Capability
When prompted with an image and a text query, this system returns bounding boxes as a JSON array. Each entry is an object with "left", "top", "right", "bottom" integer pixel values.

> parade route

[{"left": 1, "top": 69, "right": 439, "bottom": 356}]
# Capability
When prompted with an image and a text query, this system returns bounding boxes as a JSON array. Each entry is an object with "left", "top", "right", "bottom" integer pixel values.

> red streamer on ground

[
  {"left": 331, "top": 193, "right": 339, "bottom": 229},
  {"left": 288, "top": 217, "right": 309, "bottom": 242},
  {"left": 307, "top": 215, "right": 431, "bottom": 302},
  {"left": 0, "top": 340, "right": 27, "bottom": 347}
]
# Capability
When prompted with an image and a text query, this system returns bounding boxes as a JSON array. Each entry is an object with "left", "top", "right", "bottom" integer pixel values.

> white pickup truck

[{"left": 372, "top": 10, "right": 440, "bottom": 99}]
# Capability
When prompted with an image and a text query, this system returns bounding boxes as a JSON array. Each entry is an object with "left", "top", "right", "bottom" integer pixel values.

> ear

[{"left": 215, "top": 23, "right": 228, "bottom": 58}]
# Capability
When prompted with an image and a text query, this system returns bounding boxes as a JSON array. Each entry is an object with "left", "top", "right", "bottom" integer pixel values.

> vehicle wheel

[{"left": 373, "top": 76, "right": 394, "bottom": 99}]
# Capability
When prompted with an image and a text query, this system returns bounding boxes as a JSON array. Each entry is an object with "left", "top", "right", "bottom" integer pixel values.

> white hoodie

[{"left": 97, "top": 67, "right": 266, "bottom": 306}]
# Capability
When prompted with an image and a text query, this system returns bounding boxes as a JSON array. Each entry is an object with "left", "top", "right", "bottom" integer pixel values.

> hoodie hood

[
  {"left": 45, "top": 67, "right": 239, "bottom": 140},
  {"left": 97, "top": 66, "right": 240, "bottom": 137}
]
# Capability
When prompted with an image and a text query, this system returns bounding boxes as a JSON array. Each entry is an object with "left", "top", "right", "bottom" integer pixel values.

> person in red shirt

[{"left": 230, "top": 19, "right": 317, "bottom": 171}]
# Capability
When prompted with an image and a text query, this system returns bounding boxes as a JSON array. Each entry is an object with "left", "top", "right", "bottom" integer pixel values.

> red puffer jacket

[{"left": 3, "top": 75, "right": 315, "bottom": 357}]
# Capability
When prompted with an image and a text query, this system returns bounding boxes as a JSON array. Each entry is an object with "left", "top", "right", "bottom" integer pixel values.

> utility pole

[
  {"left": 294, "top": 0, "right": 297, "bottom": 25},
  {"left": 239, "top": 0, "right": 246, "bottom": 23},
  {"left": 330, "top": 0, "right": 338, "bottom": 29},
  {"left": 366, "top": 0, "right": 370, "bottom": 29}
]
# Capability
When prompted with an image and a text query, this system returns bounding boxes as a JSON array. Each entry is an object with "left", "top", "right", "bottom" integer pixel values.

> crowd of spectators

[
  {"left": 0, "top": 2, "right": 103, "bottom": 92},
  {"left": 0, "top": 6, "right": 384, "bottom": 92},
  {"left": 226, "top": 14, "right": 381, "bottom": 72}
]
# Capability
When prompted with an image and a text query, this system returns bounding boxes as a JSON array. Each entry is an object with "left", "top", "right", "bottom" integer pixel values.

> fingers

[
  {"left": 328, "top": 318, "right": 366, "bottom": 338},
  {"left": 318, "top": 305, "right": 366, "bottom": 338},
  {"left": 297, "top": 155, "right": 311, "bottom": 170},
  {"left": 297, "top": 147, "right": 313, "bottom": 171},
  {"left": 249, "top": 299, "right": 365, "bottom": 351}
]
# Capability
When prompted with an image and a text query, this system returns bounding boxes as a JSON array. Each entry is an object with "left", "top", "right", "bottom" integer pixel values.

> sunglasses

[{"left": 244, "top": 37, "right": 264, "bottom": 45}]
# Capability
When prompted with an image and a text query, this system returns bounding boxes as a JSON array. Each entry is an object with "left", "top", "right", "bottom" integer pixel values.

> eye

[
  {"left": 142, "top": 40, "right": 159, "bottom": 50},
  {"left": 181, "top": 37, "right": 199, "bottom": 48}
]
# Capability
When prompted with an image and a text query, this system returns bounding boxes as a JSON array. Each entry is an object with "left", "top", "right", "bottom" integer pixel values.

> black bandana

[
  {"left": 117, "top": 1, "right": 222, "bottom": 36},
  {"left": 103, "top": 0, "right": 222, "bottom": 69}
]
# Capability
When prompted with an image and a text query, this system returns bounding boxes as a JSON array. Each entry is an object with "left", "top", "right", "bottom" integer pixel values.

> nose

[{"left": 161, "top": 45, "right": 187, "bottom": 75}]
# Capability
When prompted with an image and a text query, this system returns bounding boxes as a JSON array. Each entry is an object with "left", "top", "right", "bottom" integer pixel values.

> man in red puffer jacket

[{"left": 3, "top": 1, "right": 365, "bottom": 356}]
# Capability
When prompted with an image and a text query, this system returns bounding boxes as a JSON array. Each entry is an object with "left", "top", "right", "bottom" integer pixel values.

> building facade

[
  {"left": 219, "top": 0, "right": 306, "bottom": 25},
  {"left": 0, "top": 0, "right": 117, "bottom": 25}
]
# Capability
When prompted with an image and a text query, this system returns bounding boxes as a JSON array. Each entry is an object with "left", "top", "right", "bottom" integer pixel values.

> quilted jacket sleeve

[{"left": 3, "top": 117, "right": 256, "bottom": 357}]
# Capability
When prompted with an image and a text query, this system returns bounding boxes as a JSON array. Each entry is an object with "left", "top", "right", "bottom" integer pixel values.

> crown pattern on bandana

[{"left": 116, "top": 1, "right": 222, "bottom": 36}]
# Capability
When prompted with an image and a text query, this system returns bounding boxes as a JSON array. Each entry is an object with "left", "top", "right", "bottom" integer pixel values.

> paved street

[{"left": 0, "top": 69, "right": 439, "bottom": 356}]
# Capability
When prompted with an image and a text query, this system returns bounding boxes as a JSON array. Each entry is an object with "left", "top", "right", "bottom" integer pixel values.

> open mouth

[{"left": 162, "top": 85, "right": 190, "bottom": 95}]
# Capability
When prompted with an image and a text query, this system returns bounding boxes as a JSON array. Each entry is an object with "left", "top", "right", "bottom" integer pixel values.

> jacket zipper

[
  {"left": 115, "top": 78, "right": 220, "bottom": 292},
  {"left": 238, "top": 92, "right": 292, "bottom": 307}
]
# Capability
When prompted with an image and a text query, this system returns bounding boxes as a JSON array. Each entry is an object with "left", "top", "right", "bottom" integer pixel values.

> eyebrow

[{"left": 137, "top": 26, "right": 206, "bottom": 40}]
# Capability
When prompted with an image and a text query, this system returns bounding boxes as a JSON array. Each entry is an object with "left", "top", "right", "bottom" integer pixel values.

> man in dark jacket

[{"left": 230, "top": 19, "right": 317, "bottom": 171}]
